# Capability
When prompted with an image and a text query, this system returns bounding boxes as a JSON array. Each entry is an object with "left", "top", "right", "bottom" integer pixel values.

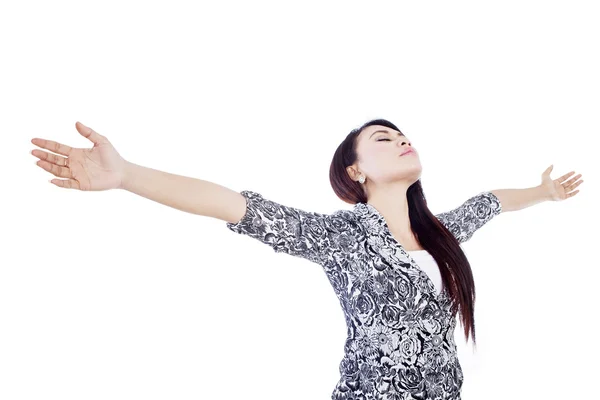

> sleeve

[
  {"left": 434, "top": 191, "right": 502, "bottom": 244},
  {"left": 225, "top": 190, "right": 335, "bottom": 263}
]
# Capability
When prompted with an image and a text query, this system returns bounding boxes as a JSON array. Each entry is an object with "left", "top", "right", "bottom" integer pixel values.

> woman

[{"left": 31, "top": 119, "right": 583, "bottom": 400}]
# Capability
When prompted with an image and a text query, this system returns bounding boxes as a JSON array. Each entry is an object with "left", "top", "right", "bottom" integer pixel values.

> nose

[{"left": 398, "top": 139, "right": 414, "bottom": 155}]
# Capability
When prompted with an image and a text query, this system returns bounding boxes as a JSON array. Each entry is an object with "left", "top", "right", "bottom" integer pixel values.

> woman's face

[{"left": 349, "top": 124, "right": 422, "bottom": 185}]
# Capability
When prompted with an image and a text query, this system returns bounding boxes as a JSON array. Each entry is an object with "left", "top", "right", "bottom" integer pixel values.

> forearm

[
  {"left": 119, "top": 161, "right": 228, "bottom": 217},
  {"left": 490, "top": 185, "right": 550, "bottom": 213}
]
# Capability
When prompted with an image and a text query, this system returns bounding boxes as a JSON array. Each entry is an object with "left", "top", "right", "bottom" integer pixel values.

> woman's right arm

[
  {"left": 31, "top": 121, "right": 333, "bottom": 261},
  {"left": 120, "top": 161, "right": 246, "bottom": 223},
  {"left": 121, "top": 164, "right": 338, "bottom": 262}
]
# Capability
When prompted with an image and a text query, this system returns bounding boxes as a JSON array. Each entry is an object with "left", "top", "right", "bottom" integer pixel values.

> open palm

[
  {"left": 31, "top": 121, "right": 128, "bottom": 191},
  {"left": 541, "top": 165, "right": 584, "bottom": 201}
]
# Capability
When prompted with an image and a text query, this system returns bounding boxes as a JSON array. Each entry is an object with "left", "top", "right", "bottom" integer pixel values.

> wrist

[
  {"left": 536, "top": 184, "right": 552, "bottom": 202},
  {"left": 118, "top": 160, "right": 135, "bottom": 191}
]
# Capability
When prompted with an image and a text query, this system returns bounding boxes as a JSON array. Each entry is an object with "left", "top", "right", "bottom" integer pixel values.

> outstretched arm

[
  {"left": 490, "top": 165, "right": 583, "bottom": 213},
  {"left": 489, "top": 186, "right": 548, "bottom": 213},
  {"left": 31, "top": 121, "right": 244, "bottom": 223},
  {"left": 121, "top": 161, "right": 244, "bottom": 222}
]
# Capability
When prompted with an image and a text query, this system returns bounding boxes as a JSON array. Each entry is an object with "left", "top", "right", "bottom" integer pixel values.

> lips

[{"left": 400, "top": 149, "right": 414, "bottom": 156}]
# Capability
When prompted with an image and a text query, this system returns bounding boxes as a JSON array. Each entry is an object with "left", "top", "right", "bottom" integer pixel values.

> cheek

[
  {"left": 367, "top": 146, "right": 389, "bottom": 157},
  {"left": 373, "top": 148, "right": 401, "bottom": 163},
  {"left": 358, "top": 145, "right": 396, "bottom": 170},
  {"left": 361, "top": 153, "right": 393, "bottom": 173}
]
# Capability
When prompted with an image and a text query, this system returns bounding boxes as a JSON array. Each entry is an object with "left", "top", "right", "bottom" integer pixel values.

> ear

[{"left": 346, "top": 166, "right": 358, "bottom": 180}]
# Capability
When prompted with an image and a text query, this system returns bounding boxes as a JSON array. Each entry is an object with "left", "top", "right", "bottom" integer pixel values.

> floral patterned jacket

[{"left": 226, "top": 190, "right": 503, "bottom": 400}]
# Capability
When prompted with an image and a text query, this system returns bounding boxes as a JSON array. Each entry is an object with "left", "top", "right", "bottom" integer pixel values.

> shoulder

[{"left": 326, "top": 208, "right": 363, "bottom": 232}]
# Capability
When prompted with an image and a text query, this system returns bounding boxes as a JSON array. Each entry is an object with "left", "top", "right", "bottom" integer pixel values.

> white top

[{"left": 406, "top": 249, "right": 443, "bottom": 295}]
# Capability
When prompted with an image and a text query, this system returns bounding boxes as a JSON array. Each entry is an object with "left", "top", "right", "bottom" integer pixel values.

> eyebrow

[{"left": 369, "top": 129, "right": 405, "bottom": 139}]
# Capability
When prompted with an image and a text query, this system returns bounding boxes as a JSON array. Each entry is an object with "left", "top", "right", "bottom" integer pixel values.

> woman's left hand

[{"left": 541, "top": 165, "right": 583, "bottom": 201}]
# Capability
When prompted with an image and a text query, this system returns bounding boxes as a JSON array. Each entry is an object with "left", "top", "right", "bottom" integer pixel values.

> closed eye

[{"left": 377, "top": 138, "right": 391, "bottom": 142}]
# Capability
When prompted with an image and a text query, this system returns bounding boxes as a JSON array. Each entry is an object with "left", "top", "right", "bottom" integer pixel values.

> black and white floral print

[{"left": 226, "top": 190, "right": 502, "bottom": 400}]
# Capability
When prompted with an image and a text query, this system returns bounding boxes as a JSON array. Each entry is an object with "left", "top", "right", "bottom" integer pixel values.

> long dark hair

[{"left": 329, "top": 118, "right": 478, "bottom": 346}]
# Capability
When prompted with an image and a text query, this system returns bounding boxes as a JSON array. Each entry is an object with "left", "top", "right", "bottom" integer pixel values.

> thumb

[
  {"left": 75, "top": 121, "right": 105, "bottom": 145},
  {"left": 543, "top": 164, "right": 553, "bottom": 177}
]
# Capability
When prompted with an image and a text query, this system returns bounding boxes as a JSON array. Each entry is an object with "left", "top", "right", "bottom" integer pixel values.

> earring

[{"left": 358, "top": 175, "right": 365, "bottom": 184}]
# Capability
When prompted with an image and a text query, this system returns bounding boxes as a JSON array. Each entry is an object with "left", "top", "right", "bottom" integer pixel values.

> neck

[{"left": 366, "top": 181, "right": 413, "bottom": 236}]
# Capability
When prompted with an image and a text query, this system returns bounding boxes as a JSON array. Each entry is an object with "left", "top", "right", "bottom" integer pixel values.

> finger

[
  {"left": 562, "top": 174, "right": 582, "bottom": 187},
  {"left": 75, "top": 121, "right": 105, "bottom": 145},
  {"left": 50, "top": 178, "right": 81, "bottom": 190},
  {"left": 36, "top": 159, "right": 72, "bottom": 179},
  {"left": 556, "top": 171, "right": 575, "bottom": 183},
  {"left": 31, "top": 138, "right": 74, "bottom": 157},
  {"left": 31, "top": 149, "right": 69, "bottom": 168},
  {"left": 566, "top": 190, "right": 579, "bottom": 198},
  {"left": 566, "top": 180, "right": 583, "bottom": 191}
]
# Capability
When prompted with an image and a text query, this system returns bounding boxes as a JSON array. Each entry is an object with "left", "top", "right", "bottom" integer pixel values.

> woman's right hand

[{"left": 31, "top": 121, "right": 128, "bottom": 191}]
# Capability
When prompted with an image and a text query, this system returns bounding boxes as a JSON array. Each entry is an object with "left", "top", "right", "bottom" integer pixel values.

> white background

[{"left": 2, "top": 1, "right": 598, "bottom": 399}]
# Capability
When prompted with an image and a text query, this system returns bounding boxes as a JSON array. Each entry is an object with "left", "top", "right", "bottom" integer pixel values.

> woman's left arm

[{"left": 490, "top": 165, "right": 584, "bottom": 213}]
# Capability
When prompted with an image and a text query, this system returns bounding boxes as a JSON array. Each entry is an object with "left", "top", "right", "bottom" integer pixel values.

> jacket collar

[{"left": 352, "top": 202, "right": 450, "bottom": 306}]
